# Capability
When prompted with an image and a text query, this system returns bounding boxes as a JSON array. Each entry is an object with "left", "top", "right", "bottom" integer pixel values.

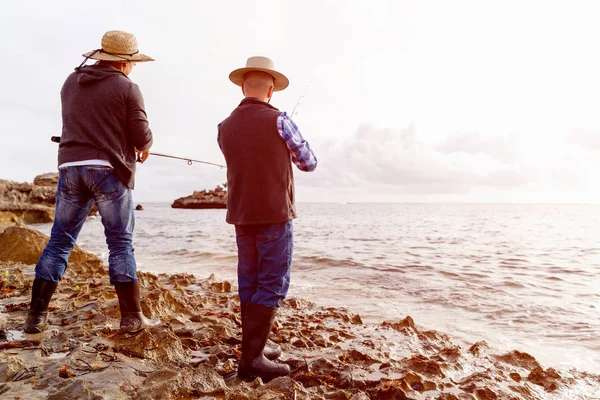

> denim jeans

[
  {"left": 235, "top": 220, "right": 293, "bottom": 308},
  {"left": 35, "top": 166, "right": 137, "bottom": 284}
]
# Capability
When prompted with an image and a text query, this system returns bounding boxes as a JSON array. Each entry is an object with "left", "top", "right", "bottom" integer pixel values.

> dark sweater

[
  {"left": 57, "top": 64, "right": 153, "bottom": 189},
  {"left": 218, "top": 98, "right": 295, "bottom": 225}
]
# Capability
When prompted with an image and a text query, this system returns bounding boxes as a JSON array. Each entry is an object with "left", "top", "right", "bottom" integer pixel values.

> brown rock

[
  {"left": 171, "top": 184, "right": 227, "bottom": 209},
  {"left": 33, "top": 173, "right": 59, "bottom": 187},
  {"left": 112, "top": 325, "right": 185, "bottom": 363},
  {"left": 382, "top": 316, "right": 418, "bottom": 334},
  {"left": 47, "top": 379, "right": 103, "bottom": 400},
  {"left": 22, "top": 208, "right": 54, "bottom": 224},
  {"left": 468, "top": 341, "right": 489, "bottom": 356},
  {"left": 190, "top": 364, "right": 227, "bottom": 395},
  {"left": 527, "top": 366, "right": 562, "bottom": 391},
  {"left": 0, "top": 356, "right": 25, "bottom": 382},
  {"left": 495, "top": 350, "right": 541, "bottom": 371},
  {"left": 0, "top": 226, "right": 103, "bottom": 269}
]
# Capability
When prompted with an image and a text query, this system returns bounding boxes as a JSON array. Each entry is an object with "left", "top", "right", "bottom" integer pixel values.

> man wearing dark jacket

[
  {"left": 24, "top": 30, "right": 159, "bottom": 334},
  {"left": 218, "top": 56, "right": 317, "bottom": 381}
]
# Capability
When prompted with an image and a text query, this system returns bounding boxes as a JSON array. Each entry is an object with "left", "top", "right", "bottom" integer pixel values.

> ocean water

[{"left": 34, "top": 202, "right": 600, "bottom": 373}]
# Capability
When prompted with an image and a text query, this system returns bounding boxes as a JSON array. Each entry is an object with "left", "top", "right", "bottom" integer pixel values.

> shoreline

[{"left": 0, "top": 226, "right": 599, "bottom": 399}]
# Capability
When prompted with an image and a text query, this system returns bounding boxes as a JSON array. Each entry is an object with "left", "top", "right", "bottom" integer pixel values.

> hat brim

[
  {"left": 83, "top": 50, "right": 154, "bottom": 62},
  {"left": 229, "top": 67, "right": 289, "bottom": 92}
]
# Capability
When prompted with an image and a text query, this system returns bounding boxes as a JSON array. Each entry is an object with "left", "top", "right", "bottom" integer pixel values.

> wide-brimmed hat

[
  {"left": 82, "top": 30, "right": 154, "bottom": 62},
  {"left": 229, "top": 56, "right": 289, "bottom": 91}
]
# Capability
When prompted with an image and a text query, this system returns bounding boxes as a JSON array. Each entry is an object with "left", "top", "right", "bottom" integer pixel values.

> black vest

[{"left": 219, "top": 97, "right": 296, "bottom": 225}]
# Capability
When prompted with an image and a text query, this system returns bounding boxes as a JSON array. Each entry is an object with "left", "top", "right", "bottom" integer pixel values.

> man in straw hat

[
  {"left": 24, "top": 30, "right": 159, "bottom": 334},
  {"left": 218, "top": 56, "right": 317, "bottom": 381}
]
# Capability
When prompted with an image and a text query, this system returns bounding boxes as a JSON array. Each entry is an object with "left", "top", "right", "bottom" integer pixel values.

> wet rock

[
  {"left": 137, "top": 369, "right": 185, "bottom": 399},
  {"left": 404, "top": 354, "right": 445, "bottom": 378},
  {"left": 47, "top": 379, "right": 104, "bottom": 400},
  {"left": 210, "top": 280, "right": 232, "bottom": 293},
  {"left": 339, "top": 349, "right": 380, "bottom": 365},
  {"left": 495, "top": 350, "right": 541, "bottom": 370},
  {"left": 369, "top": 380, "right": 414, "bottom": 399},
  {"left": 527, "top": 366, "right": 562, "bottom": 391},
  {"left": 509, "top": 372, "right": 521, "bottom": 382},
  {"left": 0, "top": 356, "right": 25, "bottom": 382},
  {"left": 190, "top": 364, "right": 227, "bottom": 395},
  {"left": 382, "top": 316, "right": 418, "bottom": 334},
  {"left": 112, "top": 326, "right": 185, "bottom": 363},
  {"left": 468, "top": 341, "right": 489, "bottom": 356},
  {"left": 474, "top": 387, "right": 498, "bottom": 399}
]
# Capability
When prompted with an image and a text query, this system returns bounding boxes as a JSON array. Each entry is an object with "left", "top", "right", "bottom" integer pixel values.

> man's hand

[{"left": 136, "top": 149, "right": 150, "bottom": 163}]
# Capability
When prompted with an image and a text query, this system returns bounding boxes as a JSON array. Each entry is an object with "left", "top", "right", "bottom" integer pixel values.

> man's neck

[{"left": 245, "top": 95, "right": 270, "bottom": 103}]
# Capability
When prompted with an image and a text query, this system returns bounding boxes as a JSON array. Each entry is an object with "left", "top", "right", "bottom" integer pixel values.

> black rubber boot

[
  {"left": 238, "top": 303, "right": 290, "bottom": 382},
  {"left": 114, "top": 281, "right": 160, "bottom": 332},
  {"left": 24, "top": 278, "right": 58, "bottom": 333},
  {"left": 241, "top": 303, "right": 282, "bottom": 361}
]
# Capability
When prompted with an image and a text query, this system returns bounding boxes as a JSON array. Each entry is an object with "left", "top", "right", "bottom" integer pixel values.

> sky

[{"left": 1, "top": 0, "right": 600, "bottom": 203}]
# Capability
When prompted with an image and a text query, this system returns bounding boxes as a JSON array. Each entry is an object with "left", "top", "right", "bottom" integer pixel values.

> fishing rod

[
  {"left": 145, "top": 152, "right": 225, "bottom": 168},
  {"left": 290, "top": 78, "right": 314, "bottom": 118},
  {"left": 50, "top": 136, "right": 226, "bottom": 169}
]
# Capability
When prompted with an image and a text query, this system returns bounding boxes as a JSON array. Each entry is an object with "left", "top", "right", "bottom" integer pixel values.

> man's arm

[
  {"left": 127, "top": 84, "right": 153, "bottom": 153},
  {"left": 277, "top": 112, "right": 317, "bottom": 172}
]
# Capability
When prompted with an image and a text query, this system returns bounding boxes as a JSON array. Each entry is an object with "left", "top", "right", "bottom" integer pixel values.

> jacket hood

[{"left": 76, "top": 64, "right": 127, "bottom": 86}]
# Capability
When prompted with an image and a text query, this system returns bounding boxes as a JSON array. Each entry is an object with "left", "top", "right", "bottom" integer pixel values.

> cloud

[
  {"left": 436, "top": 131, "right": 521, "bottom": 163},
  {"left": 299, "top": 123, "right": 540, "bottom": 196},
  {"left": 567, "top": 128, "right": 600, "bottom": 151}
]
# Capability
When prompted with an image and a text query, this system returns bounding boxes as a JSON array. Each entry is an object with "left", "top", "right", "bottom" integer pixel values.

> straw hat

[
  {"left": 229, "top": 56, "right": 289, "bottom": 91},
  {"left": 82, "top": 30, "right": 154, "bottom": 62}
]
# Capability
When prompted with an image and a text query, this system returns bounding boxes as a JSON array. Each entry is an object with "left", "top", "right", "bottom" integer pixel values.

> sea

[{"left": 33, "top": 202, "right": 600, "bottom": 373}]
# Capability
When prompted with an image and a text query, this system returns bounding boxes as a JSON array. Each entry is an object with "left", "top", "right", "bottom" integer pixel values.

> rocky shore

[
  {"left": 171, "top": 185, "right": 227, "bottom": 209},
  {"left": 0, "top": 226, "right": 599, "bottom": 399},
  {"left": 0, "top": 173, "right": 96, "bottom": 225}
]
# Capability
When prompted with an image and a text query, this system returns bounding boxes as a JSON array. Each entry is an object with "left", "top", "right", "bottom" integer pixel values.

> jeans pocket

[
  {"left": 88, "top": 167, "right": 122, "bottom": 202},
  {"left": 57, "top": 168, "right": 74, "bottom": 195}
]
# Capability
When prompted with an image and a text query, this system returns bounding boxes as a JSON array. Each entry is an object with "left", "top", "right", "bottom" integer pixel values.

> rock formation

[
  {"left": 0, "top": 173, "right": 58, "bottom": 224},
  {"left": 171, "top": 184, "right": 227, "bottom": 209},
  {"left": 0, "top": 173, "right": 96, "bottom": 225}
]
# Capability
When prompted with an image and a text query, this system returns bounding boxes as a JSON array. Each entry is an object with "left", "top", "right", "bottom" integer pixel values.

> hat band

[
  {"left": 76, "top": 48, "right": 140, "bottom": 70},
  {"left": 101, "top": 49, "right": 140, "bottom": 57}
]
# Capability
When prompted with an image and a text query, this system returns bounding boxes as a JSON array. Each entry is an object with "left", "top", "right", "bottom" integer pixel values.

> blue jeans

[
  {"left": 235, "top": 220, "right": 293, "bottom": 308},
  {"left": 35, "top": 166, "right": 138, "bottom": 284}
]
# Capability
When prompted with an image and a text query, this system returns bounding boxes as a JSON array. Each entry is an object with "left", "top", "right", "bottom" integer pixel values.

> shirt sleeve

[
  {"left": 277, "top": 112, "right": 317, "bottom": 172},
  {"left": 126, "top": 83, "right": 153, "bottom": 151}
]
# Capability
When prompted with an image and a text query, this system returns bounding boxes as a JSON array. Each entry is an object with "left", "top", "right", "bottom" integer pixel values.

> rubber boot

[
  {"left": 24, "top": 278, "right": 58, "bottom": 333},
  {"left": 114, "top": 281, "right": 160, "bottom": 332},
  {"left": 237, "top": 303, "right": 290, "bottom": 382},
  {"left": 241, "top": 303, "right": 281, "bottom": 361}
]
